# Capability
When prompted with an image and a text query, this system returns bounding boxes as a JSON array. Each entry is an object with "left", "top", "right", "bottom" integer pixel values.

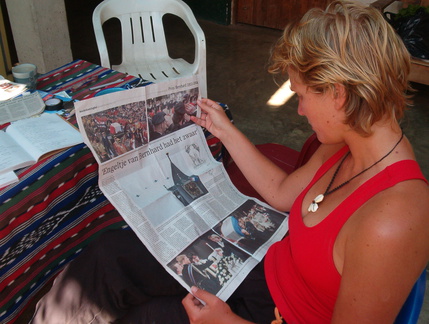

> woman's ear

[{"left": 333, "top": 83, "right": 347, "bottom": 110}]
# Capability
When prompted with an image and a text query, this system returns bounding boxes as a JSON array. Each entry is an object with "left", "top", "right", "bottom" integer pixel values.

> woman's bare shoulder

[
  {"left": 364, "top": 177, "right": 428, "bottom": 220},
  {"left": 351, "top": 178, "right": 429, "bottom": 249},
  {"left": 335, "top": 179, "right": 429, "bottom": 324}
]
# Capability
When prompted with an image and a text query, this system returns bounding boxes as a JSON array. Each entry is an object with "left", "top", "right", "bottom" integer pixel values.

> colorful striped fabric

[
  {"left": 0, "top": 143, "right": 128, "bottom": 323},
  {"left": 0, "top": 60, "right": 230, "bottom": 323},
  {"left": 36, "top": 59, "right": 140, "bottom": 100}
]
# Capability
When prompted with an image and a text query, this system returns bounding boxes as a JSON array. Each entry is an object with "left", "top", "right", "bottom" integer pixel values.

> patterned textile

[
  {"left": 36, "top": 59, "right": 140, "bottom": 100},
  {"left": 0, "top": 60, "right": 230, "bottom": 323},
  {"left": 0, "top": 143, "right": 128, "bottom": 323}
]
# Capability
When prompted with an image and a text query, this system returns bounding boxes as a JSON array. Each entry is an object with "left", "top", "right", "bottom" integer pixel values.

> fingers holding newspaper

[
  {"left": 182, "top": 286, "right": 254, "bottom": 324},
  {"left": 191, "top": 98, "right": 236, "bottom": 141}
]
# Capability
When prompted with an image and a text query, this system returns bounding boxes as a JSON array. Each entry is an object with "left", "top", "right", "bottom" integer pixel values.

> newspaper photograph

[{"left": 74, "top": 75, "right": 289, "bottom": 301}]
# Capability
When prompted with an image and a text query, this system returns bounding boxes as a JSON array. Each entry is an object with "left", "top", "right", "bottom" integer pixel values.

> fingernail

[{"left": 191, "top": 286, "right": 198, "bottom": 294}]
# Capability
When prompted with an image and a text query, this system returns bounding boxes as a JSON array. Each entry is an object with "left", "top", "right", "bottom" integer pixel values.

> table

[{"left": 0, "top": 60, "right": 227, "bottom": 323}]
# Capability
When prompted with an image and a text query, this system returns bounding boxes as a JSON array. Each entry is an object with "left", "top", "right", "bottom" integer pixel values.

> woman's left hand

[
  {"left": 191, "top": 98, "right": 237, "bottom": 143},
  {"left": 182, "top": 286, "right": 254, "bottom": 324}
]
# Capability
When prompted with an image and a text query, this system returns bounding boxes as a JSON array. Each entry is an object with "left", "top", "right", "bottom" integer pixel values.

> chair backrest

[
  {"left": 394, "top": 270, "right": 427, "bottom": 324},
  {"left": 93, "top": 0, "right": 207, "bottom": 96}
]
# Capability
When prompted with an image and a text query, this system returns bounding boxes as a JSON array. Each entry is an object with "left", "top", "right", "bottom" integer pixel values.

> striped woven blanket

[
  {"left": 0, "top": 144, "right": 127, "bottom": 323},
  {"left": 36, "top": 59, "right": 140, "bottom": 100}
]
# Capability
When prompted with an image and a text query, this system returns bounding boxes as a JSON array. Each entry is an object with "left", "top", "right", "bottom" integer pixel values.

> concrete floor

[{"left": 18, "top": 7, "right": 429, "bottom": 323}]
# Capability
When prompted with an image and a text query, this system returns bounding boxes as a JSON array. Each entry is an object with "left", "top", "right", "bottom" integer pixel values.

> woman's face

[{"left": 288, "top": 69, "right": 345, "bottom": 143}]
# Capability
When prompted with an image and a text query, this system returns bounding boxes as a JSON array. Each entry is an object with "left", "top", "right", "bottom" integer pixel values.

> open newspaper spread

[{"left": 75, "top": 75, "right": 289, "bottom": 301}]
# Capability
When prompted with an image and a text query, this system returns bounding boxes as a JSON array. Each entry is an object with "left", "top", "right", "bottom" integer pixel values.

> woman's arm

[
  {"left": 192, "top": 98, "right": 327, "bottom": 210},
  {"left": 331, "top": 180, "right": 429, "bottom": 323}
]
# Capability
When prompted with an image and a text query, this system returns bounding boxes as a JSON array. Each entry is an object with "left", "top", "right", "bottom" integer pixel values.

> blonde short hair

[{"left": 269, "top": 1, "right": 411, "bottom": 135}]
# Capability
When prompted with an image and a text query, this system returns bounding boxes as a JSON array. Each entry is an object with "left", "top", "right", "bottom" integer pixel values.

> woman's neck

[{"left": 343, "top": 123, "right": 405, "bottom": 174}]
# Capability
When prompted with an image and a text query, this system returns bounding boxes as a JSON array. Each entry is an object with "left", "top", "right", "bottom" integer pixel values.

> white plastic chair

[{"left": 92, "top": 0, "right": 207, "bottom": 96}]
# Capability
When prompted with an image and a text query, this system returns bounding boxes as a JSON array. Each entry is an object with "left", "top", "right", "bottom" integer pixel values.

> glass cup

[{"left": 12, "top": 63, "right": 38, "bottom": 90}]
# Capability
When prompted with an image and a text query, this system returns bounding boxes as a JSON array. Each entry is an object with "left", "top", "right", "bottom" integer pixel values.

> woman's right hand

[{"left": 182, "top": 286, "right": 254, "bottom": 324}]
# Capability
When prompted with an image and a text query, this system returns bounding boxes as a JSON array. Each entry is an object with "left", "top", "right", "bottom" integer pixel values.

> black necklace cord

[
  {"left": 323, "top": 131, "right": 404, "bottom": 198},
  {"left": 308, "top": 131, "right": 405, "bottom": 213}
]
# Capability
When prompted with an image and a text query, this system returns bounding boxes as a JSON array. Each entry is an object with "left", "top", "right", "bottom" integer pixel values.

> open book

[{"left": 0, "top": 113, "right": 83, "bottom": 174}]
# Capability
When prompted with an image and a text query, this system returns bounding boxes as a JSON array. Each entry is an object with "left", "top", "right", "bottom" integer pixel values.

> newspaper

[
  {"left": 74, "top": 75, "right": 289, "bottom": 301},
  {"left": 0, "top": 78, "right": 27, "bottom": 101},
  {"left": 0, "top": 91, "right": 45, "bottom": 125}
]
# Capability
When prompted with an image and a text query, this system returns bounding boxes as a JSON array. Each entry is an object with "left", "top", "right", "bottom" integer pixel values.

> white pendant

[
  {"left": 308, "top": 194, "right": 324, "bottom": 213},
  {"left": 308, "top": 202, "right": 319, "bottom": 213}
]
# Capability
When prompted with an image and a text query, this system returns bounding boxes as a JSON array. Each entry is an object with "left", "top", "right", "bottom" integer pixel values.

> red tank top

[{"left": 265, "top": 147, "right": 427, "bottom": 324}]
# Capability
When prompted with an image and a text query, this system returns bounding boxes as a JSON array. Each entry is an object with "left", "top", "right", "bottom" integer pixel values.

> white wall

[{"left": 5, "top": 0, "right": 72, "bottom": 74}]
